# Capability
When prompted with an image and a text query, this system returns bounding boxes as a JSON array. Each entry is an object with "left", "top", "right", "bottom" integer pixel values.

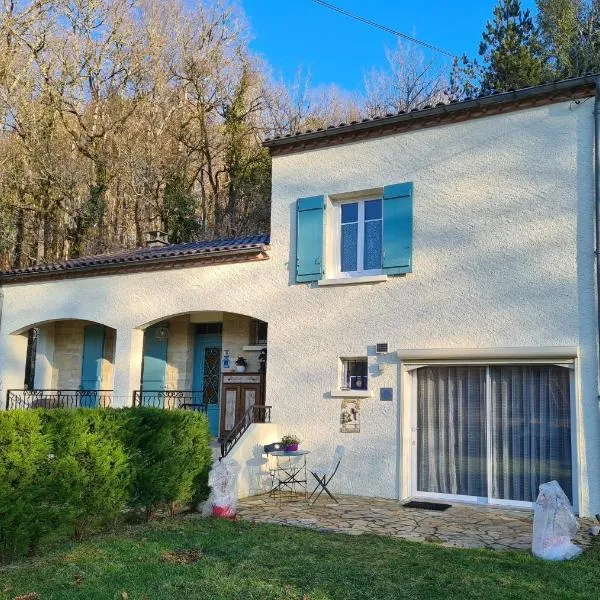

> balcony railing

[
  {"left": 6, "top": 389, "right": 113, "bottom": 410},
  {"left": 132, "top": 390, "right": 208, "bottom": 412}
]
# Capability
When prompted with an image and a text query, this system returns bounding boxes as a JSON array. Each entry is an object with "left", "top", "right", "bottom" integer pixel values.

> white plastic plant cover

[
  {"left": 202, "top": 459, "right": 240, "bottom": 518},
  {"left": 532, "top": 480, "right": 582, "bottom": 560}
]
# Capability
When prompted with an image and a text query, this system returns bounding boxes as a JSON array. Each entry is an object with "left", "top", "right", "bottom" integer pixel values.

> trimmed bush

[
  {"left": 41, "top": 409, "right": 133, "bottom": 540},
  {"left": 122, "top": 408, "right": 212, "bottom": 518},
  {"left": 0, "top": 407, "right": 211, "bottom": 561},
  {"left": 0, "top": 411, "right": 52, "bottom": 559}
]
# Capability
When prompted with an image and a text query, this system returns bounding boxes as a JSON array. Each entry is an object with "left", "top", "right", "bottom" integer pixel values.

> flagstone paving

[{"left": 236, "top": 494, "right": 594, "bottom": 552}]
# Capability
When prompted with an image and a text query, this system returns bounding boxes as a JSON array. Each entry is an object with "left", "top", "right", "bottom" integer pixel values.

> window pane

[
  {"left": 364, "top": 199, "right": 382, "bottom": 220},
  {"left": 343, "top": 358, "right": 368, "bottom": 390},
  {"left": 341, "top": 202, "right": 358, "bottom": 223},
  {"left": 341, "top": 222, "right": 358, "bottom": 272},
  {"left": 490, "top": 365, "right": 572, "bottom": 502},
  {"left": 417, "top": 366, "right": 487, "bottom": 497},
  {"left": 364, "top": 219, "right": 382, "bottom": 270}
]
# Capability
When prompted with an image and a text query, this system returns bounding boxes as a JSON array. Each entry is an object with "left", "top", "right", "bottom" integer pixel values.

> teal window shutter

[
  {"left": 382, "top": 182, "right": 413, "bottom": 274},
  {"left": 80, "top": 324, "right": 105, "bottom": 392},
  {"left": 296, "top": 195, "right": 325, "bottom": 282}
]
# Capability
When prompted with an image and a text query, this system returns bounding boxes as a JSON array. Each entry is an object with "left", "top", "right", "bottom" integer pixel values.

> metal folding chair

[{"left": 308, "top": 446, "right": 344, "bottom": 504}]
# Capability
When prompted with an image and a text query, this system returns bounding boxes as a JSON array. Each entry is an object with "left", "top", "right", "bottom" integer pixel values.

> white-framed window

[
  {"left": 337, "top": 198, "right": 383, "bottom": 276},
  {"left": 341, "top": 357, "right": 368, "bottom": 390}
]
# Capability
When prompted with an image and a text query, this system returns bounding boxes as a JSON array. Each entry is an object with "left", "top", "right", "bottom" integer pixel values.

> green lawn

[{"left": 0, "top": 517, "right": 598, "bottom": 600}]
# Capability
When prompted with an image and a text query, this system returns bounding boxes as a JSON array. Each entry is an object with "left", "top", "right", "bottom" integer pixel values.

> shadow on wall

[{"left": 245, "top": 443, "right": 271, "bottom": 496}]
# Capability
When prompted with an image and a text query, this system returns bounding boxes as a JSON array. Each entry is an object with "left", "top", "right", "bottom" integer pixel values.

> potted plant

[
  {"left": 235, "top": 356, "right": 247, "bottom": 373},
  {"left": 281, "top": 433, "right": 301, "bottom": 452}
]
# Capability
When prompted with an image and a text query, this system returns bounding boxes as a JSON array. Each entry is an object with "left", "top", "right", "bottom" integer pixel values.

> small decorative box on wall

[{"left": 380, "top": 388, "right": 393, "bottom": 401}]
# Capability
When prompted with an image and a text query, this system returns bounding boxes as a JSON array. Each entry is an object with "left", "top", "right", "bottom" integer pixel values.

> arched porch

[
  {"left": 6, "top": 319, "right": 116, "bottom": 409},
  {"left": 133, "top": 311, "right": 268, "bottom": 438}
]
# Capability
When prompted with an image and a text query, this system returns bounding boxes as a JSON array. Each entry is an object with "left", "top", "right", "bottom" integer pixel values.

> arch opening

[
  {"left": 7, "top": 319, "right": 117, "bottom": 410},
  {"left": 135, "top": 311, "right": 268, "bottom": 438}
]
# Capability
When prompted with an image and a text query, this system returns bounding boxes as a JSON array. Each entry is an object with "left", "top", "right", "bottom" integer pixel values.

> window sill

[
  {"left": 329, "top": 389, "right": 373, "bottom": 398},
  {"left": 242, "top": 345, "right": 267, "bottom": 351},
  {"left": 318, "top": 274, "right": 388, "bottom": 287}
]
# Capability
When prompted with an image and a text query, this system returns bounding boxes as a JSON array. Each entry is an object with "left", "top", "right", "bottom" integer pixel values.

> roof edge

[
  {"left": 263, "top": 75, "right": 599, "bottom": 155},
  {"left": 0, "top": 244, "right": 271, "bottom": 284}
]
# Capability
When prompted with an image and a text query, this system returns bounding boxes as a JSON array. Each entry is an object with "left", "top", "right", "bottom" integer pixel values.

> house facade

[{"left": 0, "top": 75, "right": 599, "bottom": 515}]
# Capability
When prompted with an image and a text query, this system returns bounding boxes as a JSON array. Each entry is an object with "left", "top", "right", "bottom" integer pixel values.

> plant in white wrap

[{"left": 532, "top": 480, "right": 582, "bottom": 561}]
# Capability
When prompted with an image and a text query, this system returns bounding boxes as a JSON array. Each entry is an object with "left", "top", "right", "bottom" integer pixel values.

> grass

[{"left": 0, "top": 516, "right": 598, "bottom": 600}]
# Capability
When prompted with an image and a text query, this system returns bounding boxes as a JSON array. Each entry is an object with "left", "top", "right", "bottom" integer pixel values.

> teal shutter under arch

[
  {"left": 382, "top": 182, "right": 413, "bottom": 274},
  {"left": 141, "top": 323, "right": 168, "bottom": 395},
  {"left": 80, "top": 324, "right": 105, "bottom": 407},
  {"left": 296, "top": 195, "right": 325, "bottom": 283}
]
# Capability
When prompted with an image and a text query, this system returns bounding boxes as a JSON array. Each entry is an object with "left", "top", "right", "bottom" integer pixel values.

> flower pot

[
  {"left": 235, "top": 365, "right": 246, "bottom": 373},
  {"left": 284, "top": 443, "right": 299, "bottom": 452}
]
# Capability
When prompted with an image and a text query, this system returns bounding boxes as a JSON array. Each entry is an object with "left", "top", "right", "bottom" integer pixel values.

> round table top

[{"left": 268, "top": 449, "right": 311, "bottom": 456}]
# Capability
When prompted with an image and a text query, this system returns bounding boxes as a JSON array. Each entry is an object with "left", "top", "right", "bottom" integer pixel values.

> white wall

[
  {"left": 225, "top": 423, "right": 281, "bottom": 498},
  {"left": 0, "top": 100, "right": 597, "bottom": 514}
]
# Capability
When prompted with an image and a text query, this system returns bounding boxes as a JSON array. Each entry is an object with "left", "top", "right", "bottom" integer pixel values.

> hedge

[{"left": 0, "top": 408, "right": 212, "bottom": 561}]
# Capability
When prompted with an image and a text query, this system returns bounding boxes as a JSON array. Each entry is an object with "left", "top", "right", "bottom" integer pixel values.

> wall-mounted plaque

[
  {"left": 380, "top": 388, "right": 393, "bottom": 401},
  {"left": 223, "top": 374, "right": 261, "bottom": 384}
]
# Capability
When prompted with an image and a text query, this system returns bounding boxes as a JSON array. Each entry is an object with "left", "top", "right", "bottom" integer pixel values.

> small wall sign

[{"left": 380, "top": 388, "right": 393, "bottom": 402}]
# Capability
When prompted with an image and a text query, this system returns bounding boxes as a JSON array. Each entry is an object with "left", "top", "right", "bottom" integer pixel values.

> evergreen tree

[{"left": 478, "top": 0, "right": 548, "bottom": 94}]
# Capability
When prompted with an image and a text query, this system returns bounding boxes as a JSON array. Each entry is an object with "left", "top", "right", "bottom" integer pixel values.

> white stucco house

[{"left": 1, "top": 75, "right": 599, "bottom": 515}]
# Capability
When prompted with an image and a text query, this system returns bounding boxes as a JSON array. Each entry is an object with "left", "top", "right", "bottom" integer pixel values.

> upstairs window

[
  {"left": 295, "top": 183, "right": 413, "bottom": 284},
  {"left": 341, "top": 358, "right": 368, "bottom": 390},
  {"left": 341, "top": 199, "right": 383, "bottom": 275}
]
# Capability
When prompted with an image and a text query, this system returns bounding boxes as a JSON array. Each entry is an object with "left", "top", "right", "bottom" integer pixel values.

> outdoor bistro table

[{"left": 266, "top": 449, "right": 311, "bottom": 500}]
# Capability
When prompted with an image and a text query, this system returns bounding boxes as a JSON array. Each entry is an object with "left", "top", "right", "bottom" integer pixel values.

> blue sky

[{"left": 241, "top": 0, "right": 537, "bottom": 94}]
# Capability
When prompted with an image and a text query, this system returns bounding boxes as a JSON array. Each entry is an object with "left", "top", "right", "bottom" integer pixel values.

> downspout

[{"left": 595, "top": 80, "right": 600, "bottom": 402}]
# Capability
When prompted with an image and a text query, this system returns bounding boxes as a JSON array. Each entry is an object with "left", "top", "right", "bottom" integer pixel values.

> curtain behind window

[
  {"left": 416, "top": 364, "right": 572, "bottom": 503},
  {"left": 490, "top": 365, "right": 572, "bottom": 502},
  {"left": 417, "top": 366, "right": 487, "bottom": 497}
]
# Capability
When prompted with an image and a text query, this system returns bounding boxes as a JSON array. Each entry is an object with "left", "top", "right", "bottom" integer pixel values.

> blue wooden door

[
  {"left": 141, "top": 323, "right": 168, "bottom": 407},
  {"left": 80, "top": 324, "right": 105, "bottom": 407},
  {"left": 193, "top": 330, "right": 222, "bottom": 436}
]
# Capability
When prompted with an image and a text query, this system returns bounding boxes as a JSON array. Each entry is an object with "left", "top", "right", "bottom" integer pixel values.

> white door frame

[{"left": 399, "top": 355, "right": 580, "bottom": 512}]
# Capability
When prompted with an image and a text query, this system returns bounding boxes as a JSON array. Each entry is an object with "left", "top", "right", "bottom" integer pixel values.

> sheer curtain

[
  {"left": 417, "top": 366, "right": 487, "bottom": 497},
  {"left": 416, "top": 364, "right": 572, "bottom": 503},
  {"left": 490, "top": 365, "right": 572, "bottom": 502}
]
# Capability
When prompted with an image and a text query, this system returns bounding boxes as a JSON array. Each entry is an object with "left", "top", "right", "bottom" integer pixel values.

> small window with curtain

[
  {"left": 341, "top": 358, "right": 368, "bottom": 390},
  {"left": 340, "top": 199, "right": 383, "bottom": 275}
]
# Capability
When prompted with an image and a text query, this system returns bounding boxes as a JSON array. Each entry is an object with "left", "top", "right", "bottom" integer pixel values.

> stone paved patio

[{"left": 237, "top": 494, "right": 593, "bottom": 552}]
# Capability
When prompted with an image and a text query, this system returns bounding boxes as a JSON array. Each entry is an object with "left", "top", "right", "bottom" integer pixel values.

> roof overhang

[
  {"left": 0, "top": 246, "right": 270, "bottom": 285},
  {"left": 264, "top": 75, "right": 598, "bottom": 156}
]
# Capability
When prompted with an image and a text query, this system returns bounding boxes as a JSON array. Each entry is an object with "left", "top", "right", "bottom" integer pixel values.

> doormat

[{"left": 402, "top": 501, "right": 451, "bottom": 511}]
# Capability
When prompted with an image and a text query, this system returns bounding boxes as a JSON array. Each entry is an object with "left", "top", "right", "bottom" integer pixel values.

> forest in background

[{"left": 0, "top": 0, "right": 598, "bottom": 270}]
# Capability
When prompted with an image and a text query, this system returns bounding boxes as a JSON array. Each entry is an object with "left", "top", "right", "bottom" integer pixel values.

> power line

[{"left": 309, "top": 0, "right": 456, "bottom": 58}]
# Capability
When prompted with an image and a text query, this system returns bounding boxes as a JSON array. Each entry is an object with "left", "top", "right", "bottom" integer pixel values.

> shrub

[
  {"left": 0, "top": 407, "right": 211, "bottom": 561},
  {"left": 40, "top": 409, "right": 133, "bottom": 539},
  {"left": 123, "top": 408, "right": 212, "bottom": 518},
  {"left": 0, "top": 411, "right": 52, "bottom": 560}
]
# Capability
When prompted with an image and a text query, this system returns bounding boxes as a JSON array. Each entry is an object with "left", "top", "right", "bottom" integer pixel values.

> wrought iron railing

[
  {"left": 132, "top": 389, "right": 208, "bottom": 412},
  {"left": 6, "top": 389, "right": 113, "bottom": 410},
  {"left": 220, "top": 404, "right": 271, "bottom": 458}
]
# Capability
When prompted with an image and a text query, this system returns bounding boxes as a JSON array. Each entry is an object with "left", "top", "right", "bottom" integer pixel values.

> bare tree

[{"left": 363, "top": 41, "right": 447, "bottom": 117}]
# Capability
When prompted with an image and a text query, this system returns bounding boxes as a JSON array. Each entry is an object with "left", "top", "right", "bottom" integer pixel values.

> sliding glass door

[{"left": 415, "top": 364, "right": 573, "bottom": 505}]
